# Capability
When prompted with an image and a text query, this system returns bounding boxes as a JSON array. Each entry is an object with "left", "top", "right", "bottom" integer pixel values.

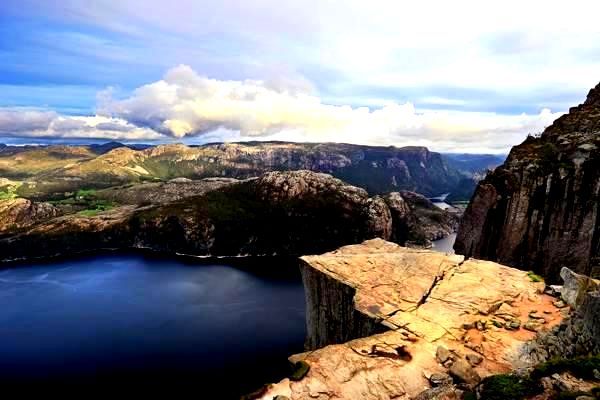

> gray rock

[
  {"left": 413, "top": 385, "right": 462, "bottom": 400},
  {"left": 560, "top": 267, "right": 599, "bottom": 308},
  {"left": 524, "top": 321, "right": 542, "bottom": 332},
  {"left": 466, "top": 353, "right": 483, "bottom": 366},
  {"left": 545, "top": 285, "right": 563, "bottom": 297},
  {"left": 448, "top": 359, "right": 481, "bottom": 385},
  {"left": 436, "top": 346, "right": 453, "bottom": 364},
  {"left": 505, "top": 319, "right": 521, "bottom": 330},
  {"left": 429, "top": 372, "right": 453, "bottom": 387},
  {"left": 553, "top": 300, "right": 567, "bottom": 308}
]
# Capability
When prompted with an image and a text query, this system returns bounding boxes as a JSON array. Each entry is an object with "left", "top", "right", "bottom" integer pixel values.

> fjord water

[
  {"left": 432, "top": 233, "right": 457, "bottom": 254},
  {"left": 0, "top": 253, "right": 306, "bottom": 396}
]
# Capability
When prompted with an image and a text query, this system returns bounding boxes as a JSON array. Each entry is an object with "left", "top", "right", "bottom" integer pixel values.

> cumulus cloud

[
  {"left": 96, "top": 65, "right": 562, "bottom": 152},
  {"left": 0, "top": 65, "right": 565, "bottom": 152},
  {"left": 0, "top": 108, "right": 162, "bottom": 140}
]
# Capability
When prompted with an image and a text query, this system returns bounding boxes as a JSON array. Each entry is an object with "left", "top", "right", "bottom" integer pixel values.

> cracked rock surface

[{"left": 260, "top": 239, "right": 565, "bottom": 400}]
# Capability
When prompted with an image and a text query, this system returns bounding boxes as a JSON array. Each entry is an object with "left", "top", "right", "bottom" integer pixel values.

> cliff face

[
  {"left": 455, "top": 82, "right": 600, "bottom": 282},
  {"left": 0, "top": 198, "right": 61, "bottom": 233},
  {"left": 0, "top": 171, "right": 460, "bottom": 262},
  {"left": 261, "top": 239, "right": 564, "bottom": 400},
  {"left": 387, "top": 190, "right": 459, "bottom": 246},
  {"left": 300, "top": 262, "right": 387, "bottom": 350},
  {"left": 1, "top": 141, "right": 474, "bottom": 200}
]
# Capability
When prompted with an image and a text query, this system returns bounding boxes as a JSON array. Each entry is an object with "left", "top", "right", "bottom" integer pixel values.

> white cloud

[
  {"left": 0, "top": 65, "right": 566, "bottom": 152},
  {"left": 95, "top": 65, "right": 563, "bottom": 152},
  {"left": 0, "top": 108, "right": 162, "bottom": 141}
]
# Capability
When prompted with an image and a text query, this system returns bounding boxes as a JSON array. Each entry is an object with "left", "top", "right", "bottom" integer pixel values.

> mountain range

[{"left": 0, "top": 141, "right": 504, "bottom": 202}]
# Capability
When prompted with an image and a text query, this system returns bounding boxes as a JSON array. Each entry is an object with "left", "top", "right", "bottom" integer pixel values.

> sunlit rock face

[
  {"left": 261, "top": 239, "right": 564, "bottom": 400},
  {"left": 455, "top": 82, "right": 600, "bottom": 283},
  {"left": 0, "top": 198, "right": 61, "bottom": 233}
]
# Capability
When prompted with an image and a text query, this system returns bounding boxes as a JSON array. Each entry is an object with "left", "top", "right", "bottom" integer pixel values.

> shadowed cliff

[{"left": 455, "top": 82, "right": 600, "bottom": 282}]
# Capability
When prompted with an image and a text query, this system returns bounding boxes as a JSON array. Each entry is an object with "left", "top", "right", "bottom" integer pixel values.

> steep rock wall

[
  {"left": 300, "top": 259, "right": 387, "bottom": 350},
  {"left": 455, "top": 82, "right": 600, "bottom": 282}
]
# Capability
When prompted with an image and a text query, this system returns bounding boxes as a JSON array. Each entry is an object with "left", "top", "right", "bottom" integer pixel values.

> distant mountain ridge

[{"left": 0, "top": 141, "right": 489, "bottom": 200}]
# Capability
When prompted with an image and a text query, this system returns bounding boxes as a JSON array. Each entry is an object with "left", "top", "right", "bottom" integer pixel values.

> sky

[{"left": 1, "top": 1, "right": 600, "bottom": 153}]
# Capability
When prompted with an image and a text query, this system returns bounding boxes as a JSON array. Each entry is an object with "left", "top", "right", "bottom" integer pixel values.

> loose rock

[
  {"left": 448, "top": 359, "right": 481, "bottom": 386},
  {"left": 466, "top": 354, "right": 483, "bottom": 366},
  {"left": 429, "top": 372, "right": 453, "bottom": 387},
  {"left": 436, "top": 346, "right": 453, "bottom": 364}
]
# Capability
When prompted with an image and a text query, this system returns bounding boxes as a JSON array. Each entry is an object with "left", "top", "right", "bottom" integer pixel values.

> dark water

[{"left": 0, "top": 253, "right": 306, "bottom": 397}]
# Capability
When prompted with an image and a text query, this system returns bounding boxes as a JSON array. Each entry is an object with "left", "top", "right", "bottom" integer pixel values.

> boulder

[
  {"left": 560, "top": 267, "right": 600, "bottom": 308},
  {"left": 448, "top": 359, "right": 481, "bottom": 385},
  {"left": 413, "top": 386, "right": 462, "bottom": 400}
]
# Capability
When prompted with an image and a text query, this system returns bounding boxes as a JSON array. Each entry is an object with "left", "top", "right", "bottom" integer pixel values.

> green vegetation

[
  {"left": 76, "top": 199, "right": 115, "bottom": 217},
  {"left": 479, "top": 356, "right": 600, "bottom": 400},
  {"left": 76, "top": 188, "right": 97, "bottom": 199},
  {"left": 531, "top": 355, "right": 600, "bottom": 380},
  {"left": 289, "top": 360, "right": 310, "bottom": 381},
  {"left": 0, "top": 182, "right": 22, "bottom": 200},
  {"left": 479, "top": 374, "right": 542, "bottom": 400},
  {"left": 527, "top": 271, "right": 544, "bottom": 282},
  {"left": 49, "top": 188, "right": 116, "bottom": 217}
]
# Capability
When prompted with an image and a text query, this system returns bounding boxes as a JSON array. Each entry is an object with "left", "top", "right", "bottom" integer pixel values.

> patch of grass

[
  {"left": 76, "top": 188, "right": 97, "bottom": 199},
  {"left": 76, "top": 199, "right": 115, "bottom": 217},
  {"left": 0, "top": 182, "right": 22, "bottom": 200},
  {"left": 531, "top": 355, "right": 600, "bottom": 380},
  {"left": 527, "top": 271, "right": 544, "bottom": 282},
  {"left": 479, "top": 374, "right": 543, "bottom": 400},
  {"left": 289, "top": 361, "right": 310, "bottom": 381}
]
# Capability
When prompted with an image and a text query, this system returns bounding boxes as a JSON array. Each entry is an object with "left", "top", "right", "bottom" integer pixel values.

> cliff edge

[
  {"left": 455, "top": 82, "right": 600, "bottom": 282},
  {"left": 260, "top": 239, "right": 565, "bottom": 399}
]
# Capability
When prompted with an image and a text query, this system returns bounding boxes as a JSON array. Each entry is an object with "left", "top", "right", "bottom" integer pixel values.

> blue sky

[{"left": 1, "top": 0, "right": 599, "bottom": 152}]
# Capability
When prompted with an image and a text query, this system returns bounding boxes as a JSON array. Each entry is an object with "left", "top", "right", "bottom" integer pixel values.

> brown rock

[
  {"left": 0, "top": 198, "right": 61, "bottom": 233},
  {"left": 436, "top": 346, "right": 453, "bottom": 364},
  {"left": 448, "top": 359, "right": 481, "bottom": 385},
  {"left": 466, "top": 353, "right": 483, "bottom": 366},
  {"left": 413, "top": 386, "right": 462, "bottom": 400},
  {"left": 261, "top": 239, "right": 564, "bottom": 400},
  {"left": 429, "top": 372, "right": 453, "bottom": 387}
]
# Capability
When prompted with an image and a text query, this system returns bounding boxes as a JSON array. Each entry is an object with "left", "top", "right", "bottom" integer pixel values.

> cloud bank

[{"left": 0, "top": 65, "right": 564, "bottom": 153}]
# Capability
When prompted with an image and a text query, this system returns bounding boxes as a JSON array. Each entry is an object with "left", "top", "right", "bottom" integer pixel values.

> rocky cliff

[
  {"left": 523, "top": 267, "right": 600, "bottom": 363},
  {"left": 0, "top": 171, "right": 458, "bottom": 262},
  {"left": 455, "top": 82, "right": 600, "bottom": 282},
  {"left": 0, "top": 198, "right": 61, "bottom": 234},
  {"left": 260, "top": 239, "right": 565, "bottom": 400},
  {"left": 1, "top": 141, "right": 474, "bottom": 200}
]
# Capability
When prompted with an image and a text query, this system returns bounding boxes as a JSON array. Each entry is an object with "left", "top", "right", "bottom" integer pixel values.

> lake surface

[
  {"left": 0, "top": 253, "right": 306, "bottom": 397},
  {"left": 432, "top": 233, "right": 457, "bottom": 254}
]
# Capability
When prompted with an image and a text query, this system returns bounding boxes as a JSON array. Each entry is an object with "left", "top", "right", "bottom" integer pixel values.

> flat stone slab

[{"left": 260, "top": 239, "right": 565, "bottom": 400}]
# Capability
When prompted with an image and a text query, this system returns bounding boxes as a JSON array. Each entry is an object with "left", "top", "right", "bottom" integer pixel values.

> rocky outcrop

[
  {"left": 260, "top": 239, "right": 564, "bottom": 400},
  {"left": 0, "top": 198, "right": 61, "bottom": 234},
  {"left": 0, "top": 171, "right": 461, "bottom": 262},
  {"left": 1, "top": 141, "right": 475, "bottom": 200},
  {"left": 387, "top": 191, "right": 459, "bottom": 246},
  {"left": 455, "top": 82, "right": 600, "bottom": 282},
  {"left": 0, "top": 171, "right": 393, "bottom": 261},
  {"left": 522, "top": 267, "right": 600, "bottom": 363},
  {"left": 94, "top": 177, "right": 239, "bottom": 204}
]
